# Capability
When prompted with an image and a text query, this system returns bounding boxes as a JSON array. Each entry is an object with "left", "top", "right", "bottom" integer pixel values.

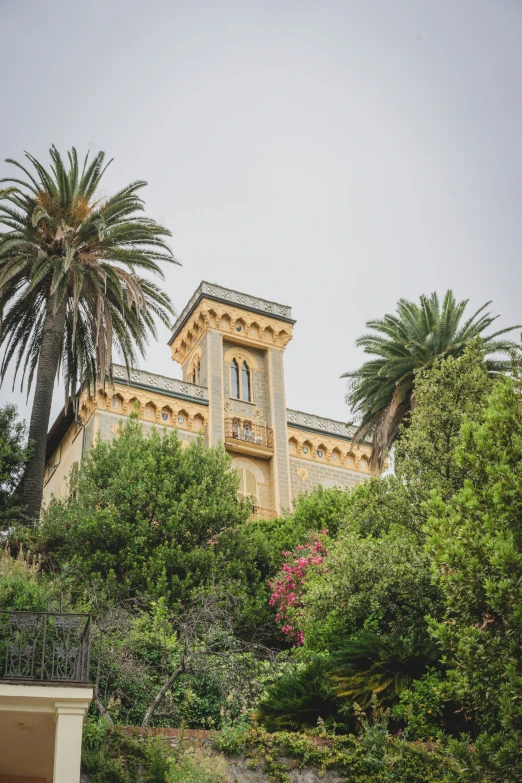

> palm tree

[
  {"left": 0, "top": 146, "right": 178, "bottom": 519},
  {"left": 343, "top": 291, "right": 519, "bottom": 470},
  {"left": 330, "top": 631, "right": 439, "bottom": 709}
]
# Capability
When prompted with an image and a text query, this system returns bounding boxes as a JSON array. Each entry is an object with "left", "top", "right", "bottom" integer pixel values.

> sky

[{"left": 1, "top": 0, "right": 522, "bottom": 427}]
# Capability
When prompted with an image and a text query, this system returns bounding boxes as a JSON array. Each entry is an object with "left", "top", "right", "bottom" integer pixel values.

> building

[{"left": 43, "top": 282, "right": 374, "bottom": 514}]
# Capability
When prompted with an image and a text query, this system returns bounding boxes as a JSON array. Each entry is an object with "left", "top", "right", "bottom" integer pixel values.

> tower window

[
  {"left": 231, "top": 359, "right": 240, "bottom": 399},
  {"left": 191, "top": 357, "right": 200, "bottom": 385},
  {"left": 241, "top": 361, "right": 251, "bottom": 402}
]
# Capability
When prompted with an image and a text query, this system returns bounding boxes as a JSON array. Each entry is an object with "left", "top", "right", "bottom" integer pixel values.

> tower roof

[{"left": 168, "top": 281, "right": 295, "bottom": 345}]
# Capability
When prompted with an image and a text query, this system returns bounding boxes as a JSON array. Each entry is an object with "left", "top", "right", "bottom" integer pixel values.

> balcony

[
  {"left": 225, "top": 417, "right": 274, "bottom": 458},
  {"left": 0, "top": 611, "right": 92, "bottom": 683}
]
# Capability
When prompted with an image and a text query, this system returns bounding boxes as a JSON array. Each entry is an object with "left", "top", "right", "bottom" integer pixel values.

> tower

[{"left": 169, "top": 282, "right": 295, "bottom": 515}]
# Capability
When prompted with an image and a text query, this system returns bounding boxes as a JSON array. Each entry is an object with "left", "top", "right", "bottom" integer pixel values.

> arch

[
  {"left": 128, "top": 397, "right": 141, "bottom": 414},
  {"left": 263, "top": 325, "right": 274, "bottom": 343},
  {"left": 230, "top": 457, "right": 264, "bottom": 506},
  {"left": 223, "top": 346, "right": 259, "bottom": 370},
  {"left": 331, "top": 447, "right": 342, "bottom": 465},
  {"left": 302, "top": 440, "right": 313, "bottom": 458},
  {"left": 288, "top": 437, "right": 298, "bottom": 456},
  {"left": 220, "top": 313, "right": 231, "bottom": 331},
  {"left": 192, "top": 413, "right": 205, "bottom": 432},
  {"left": 230, "top": 358, "right": 240, "bottom": 399},
  {"left": 241, "top": 360, "right": 252, "bottom": 402},
  {"left": 234, "top": 317, "right": 247, "bottom": 335},
  {"left": 161, "top": 405, "right": 173, "bottom": 424},
  {"left": 249, "top": 322, "right": 260, "bottom": 340},
  {"left": 176, "top": 409, "right": 189, "bottom": 428},
  {"left": 345, "top": 452, "right": 355, "bottom": 469},
  {"left": 190, "top": 355, "right": 201, "bottom": 385},
  {"left": 144, "top": 401, "right": 157, "bottom": 420},
  {"left": 316, "top": 443, "right": 327, "bottom": 461},
  {"left": 111, "top": 393, "right": 124, "bottom": 411},
  {"left": 359, "top": 456, "right": 369, "bottom": 472},
  {"left": 321, "top": 478, "right": 349, "bottom": 490}
]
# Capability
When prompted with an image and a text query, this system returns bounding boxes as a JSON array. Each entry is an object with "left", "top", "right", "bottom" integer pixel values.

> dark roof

[{"left": 45, "top": 402, "right": 76, "bottom": 463}]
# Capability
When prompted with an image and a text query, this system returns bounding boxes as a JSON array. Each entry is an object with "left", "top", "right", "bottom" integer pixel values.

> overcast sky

[{"left": 1, "top": 0, "right": 522, "bottom": 427}]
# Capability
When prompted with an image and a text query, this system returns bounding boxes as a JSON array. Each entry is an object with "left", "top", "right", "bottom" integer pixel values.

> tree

[
  {"left": 343, "top": 291, "right": 518, "bottom": 469},
  {"left": 426, "top": 375, "right": 522, "bottom": 781},
  {"left": 395, "top": 340, "right": 493, "bottom": 513},
  {"left": 0, "top": 404, "right": 28, "bottom": 519},
  {"left": 36, "top": 417, "right": 250, "bottom": 605},
  {"left": 0, "top": 147, "right": 177, "bottom": 519}
]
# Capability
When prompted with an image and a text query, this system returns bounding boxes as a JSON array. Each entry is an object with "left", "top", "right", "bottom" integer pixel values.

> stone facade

[{"left": 43, "top": 282, "right": 375, "bottom": 511}]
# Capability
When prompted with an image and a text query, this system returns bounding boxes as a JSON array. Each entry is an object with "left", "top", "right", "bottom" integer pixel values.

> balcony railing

[
  {"left": 225, "top": 418, "right": 274, "bottom": 449},
  {"left": 0, "top": 611, "right": 92, "bottom": 683}
]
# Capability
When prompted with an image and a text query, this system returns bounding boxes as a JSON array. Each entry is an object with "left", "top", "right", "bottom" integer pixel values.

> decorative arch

[
  {"left": 302, "top": 440, "right": 313, "bottom": 458},
  {"left": 230, "top": 458, "right": 264, "bottom": 506},
  {"left": 111, "top": 393, "right": 124, "bottom": 411},
  {"left": 224, "top": 347, "right": 258, "bottom": 403},
  {"left": 321, "top": 478, "right": 350, "bottom": 490},
  {"left": 316, "top": 443, "right": 327, "bottom": 461},
  {"left": 223, "top": 346, "right": 259, "bottom": 370},
  {"left": 330, "top": 447, "right": 342, "bottom": 465},
  {"left": 161, "top": 405, "right": 173, "bottom": 424},
  {"left": 288, "top": 437, "right": 298, "bottom": 456},
  {"left": 176, "top": 409, "right": 189, "bottom": 429},
  {"left": 192, "top": 413, "right": 205, "bottom": 432}
]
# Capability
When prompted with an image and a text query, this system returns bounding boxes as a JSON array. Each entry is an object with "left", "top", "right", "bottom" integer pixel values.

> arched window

[
  {"left": 231, "top": 359, "right": 240, "bottom": 399},
  {"left": 191, "top": 357, "right": 200, "bottom": 385},
  {"left": 241, "top": 361, "right": 251, "bottom": 402},
  {"left": 236, "top": 467, "right": 258, "bottom": 506}
]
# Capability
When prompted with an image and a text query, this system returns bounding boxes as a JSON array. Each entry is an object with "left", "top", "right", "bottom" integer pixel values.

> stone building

[{"left": 43, "top": 282, "right": 374, "bottom": 515}]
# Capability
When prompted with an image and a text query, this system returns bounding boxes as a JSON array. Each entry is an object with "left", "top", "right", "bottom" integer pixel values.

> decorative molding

[
  {"left": 288, "top": 427, "right": 374, "bottom": 473},
  {"left": 287, "top": 409, "right": 357, "bottom": 440},
  {"left": 169, "top": 300, "right": 294, "bottom": 365},
  {"left": 112, "top": 363, "right": 208, "bottom": 403},
  {"left": 296, "top": 467, "right": 309, "bottom": 481},
  {"left": 170, "top": 281, "right": 294, "bottom": 344}
]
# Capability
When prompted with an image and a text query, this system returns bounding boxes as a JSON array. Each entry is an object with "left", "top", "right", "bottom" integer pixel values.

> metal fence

[
  {"left": 225, "top": 418, "right": 274, "bottom": 449},
  {"left": 0, "top": 611, "right": 92, "bottom": 683}
]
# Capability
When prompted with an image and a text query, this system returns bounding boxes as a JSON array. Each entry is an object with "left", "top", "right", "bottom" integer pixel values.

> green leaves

[
  {"left": 344, "top": 291, "right": 520, "bottom": 469},
  {"left": 0, "top": 145, "right": 178, "bottom": 405}
]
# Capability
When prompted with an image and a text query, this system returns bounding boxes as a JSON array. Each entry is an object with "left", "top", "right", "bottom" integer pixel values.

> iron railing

[
  {"left": 225, "top": 418, "right": 274, "bottom": 449},
  {"left": 0, "top": 611, "right": 92, "bottom": 683}
]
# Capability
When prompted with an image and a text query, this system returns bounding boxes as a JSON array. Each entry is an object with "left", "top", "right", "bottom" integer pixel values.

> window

[
  {"left": 191, "top": 358, "right": 200, "bottom": 385},
  {"left": 230, "top": 357, "right": 252, "bottom": 401},
  {"left": 241, "top": 361, "right": 251, "bottom": 401},
  {"left": 236, "top": 467, "right": 258, "bottom": 505},
  {"left": 231, "top": 359, "right": 240, "bottom": 399}
]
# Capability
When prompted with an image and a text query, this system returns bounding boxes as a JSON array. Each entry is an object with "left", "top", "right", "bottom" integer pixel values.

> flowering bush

[{"left": 269, "top": 530, "right": 329, "bottom": 645}]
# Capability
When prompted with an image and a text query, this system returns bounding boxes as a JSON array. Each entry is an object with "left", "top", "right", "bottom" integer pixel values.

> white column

[{"left": 53, "top": 701, "right": 89, "bottom": 783}]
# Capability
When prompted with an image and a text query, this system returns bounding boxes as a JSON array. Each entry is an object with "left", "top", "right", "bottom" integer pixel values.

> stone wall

[
  {"left": 289, "top": 455, "right": 368, "bottom": 501},
  {"left": 110, "top": 729, "right": 345, "bottom": 783}
]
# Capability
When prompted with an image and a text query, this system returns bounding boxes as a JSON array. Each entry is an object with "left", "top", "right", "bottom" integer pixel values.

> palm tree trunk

[{"left": 20, "top": 294, "right": 67, "bottom": 521}]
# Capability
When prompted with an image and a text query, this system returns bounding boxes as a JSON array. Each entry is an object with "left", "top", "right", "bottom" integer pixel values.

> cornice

[
  {"left": 169, "top": 281, "right": 295, "bottom": 344},
  {"left": 170, "top": 300, "right": 294, "bottom": 365}
]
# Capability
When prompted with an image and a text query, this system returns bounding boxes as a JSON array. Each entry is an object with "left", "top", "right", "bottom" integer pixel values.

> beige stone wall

[
  {"left": 42, "top": 422, "right": 83, "bottom": 506},
  {"left": 289, "top": 455, "right": 369, "bottom": 501}
]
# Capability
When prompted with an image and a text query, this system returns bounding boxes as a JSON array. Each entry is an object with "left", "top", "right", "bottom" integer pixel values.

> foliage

[
  {"left": 0, "top": 145, "right": 177, "bottom": 517},
  {"left": 253, "top": 656, "right": 338, "bottom": 731},
  {"left": 425, "top": 374, "right": 522, "bottom": 781},
  {"left": 36, "top": 417, "right": 249, "bottom": 606},
  {"left": 213, "top": 722, "right": 457, "bottom": 783},
  {"left": 215, "top": 486, "right": 353, "bottom": 642},
  {"left": 331, "top": 631, "right": 440, "bottom": 710},
  {"left": 0, "top": 547, "right": 52, "bottom": 612},
  {"left": 299, "top": 525, "right": 441, "bottom": 649},
  {"left": 0, "top": 146, "right": 176, "bottom": 399},
  {"left": 393, "top": 669, "right": 468, "bottom": 742},
  {"left": 396, "top": 341, "right": 493, "bottom": 511},
  {"left": 343, "top": 291, "right": 518, "bottom": 469},
  {"left": 269, "top": 531, "right": 328, "bottom": 645},
  {"left": 0, "top": 404, "right": 28, "bottom": 519},
  {"left": 82, "top": 718, "right": 225, "bottom": 783}
]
